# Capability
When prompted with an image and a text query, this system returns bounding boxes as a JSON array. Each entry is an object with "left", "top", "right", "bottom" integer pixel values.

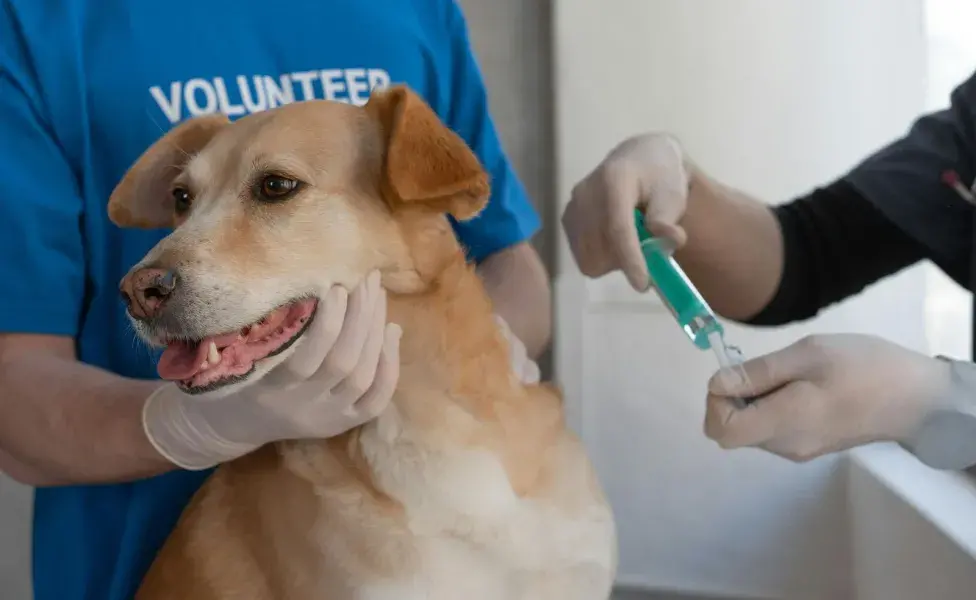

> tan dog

[{"left": 110, "top": 85, "right": 617, "bottom": 599}]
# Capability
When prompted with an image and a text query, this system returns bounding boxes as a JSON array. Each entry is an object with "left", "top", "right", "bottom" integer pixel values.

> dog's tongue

[
  {"left": 157, "top": 332, "right": 241, "bottom": 381},
  {"left": 157, "top": 339, "right": 213, "bottom": 381},
  {"left": 155, "top": 306, "right": 297, "bottom": 381}
]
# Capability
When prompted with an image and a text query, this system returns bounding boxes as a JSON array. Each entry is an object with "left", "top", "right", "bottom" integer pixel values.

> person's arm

[
  {"left": 669, "top": 168, "right": 785, "bottom": 321},
  {"left": 675, "top": 169, "right": 934, "bottom": 324},
  {"left": 743, "top": 180, "right": 930, "bottom": 325},
  {"left": 0, "top": 335, "right": 172, "bottom": 486},
  {"left": 428, "top": 0, "right": 550, "bottom": 357},
  {"left": 0, "top": 20, "right": 173, "bottom": 487},
  {"left": 0, "top": 447, "right": 42, "bottom": 486},
  {"left": 677, "top": 67, "right": 976, "bottom": 322},
  {"left": 476, "top": 242, "right": 551, "bottom": 358}
]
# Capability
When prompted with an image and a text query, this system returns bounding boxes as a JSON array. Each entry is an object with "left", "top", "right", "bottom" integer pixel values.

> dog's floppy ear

[
  {"left": 108, "top": 114, "right": 230, "bottom": 229},
  {"left": 364, "top": 85, "right": 490, "bottom": 221}
]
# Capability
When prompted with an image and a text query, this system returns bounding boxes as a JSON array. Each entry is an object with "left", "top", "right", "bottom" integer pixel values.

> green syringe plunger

[{"left": 634, "top": 209, "right": 723, "bottom": 350}]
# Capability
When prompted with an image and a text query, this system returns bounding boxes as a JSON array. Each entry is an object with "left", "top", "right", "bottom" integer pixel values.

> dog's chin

[{"left": 148, "top": 298, "right": 319, "bottom": 396}]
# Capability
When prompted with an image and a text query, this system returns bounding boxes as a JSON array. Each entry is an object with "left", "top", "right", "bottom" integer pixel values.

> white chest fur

[{"left": 344, "top": 404, "right": 617, "bottom": 600}]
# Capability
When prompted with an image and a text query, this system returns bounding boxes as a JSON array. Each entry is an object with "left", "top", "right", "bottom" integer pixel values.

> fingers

[
  {"left": 704, "top": 344, "right": 811, "bottom": 449},
  {"left": 704, "top": 380, "right": 817, "bottom": 453},
  {"left": 646, "top": 221, "right": 688, "bottom": 250},
  {"left": 316, "top": 271, "right": 381, "bottom": 388},
  {"left": 603, "top": 172, "right": 651, "bottom": 292},
  {"left": 327, "top": 284, "right": 388, "bottom": 397},
  {"left": 271, "top": 285, "right": 348, "bottom": 383},
  {"left": 704, "top": 393, "right": 778, "bottom": 449},
  {"left": 345, "top": 323, "right": 402, "bottom": 422},
  {"left": 708, "top": 340, "right": 816, "bottom": 399},
  {"left": 493, "top": 314, "right": 542, "bottom": 385},
  {"left": 562, "top": 185, "right": 616, "bottom": 280},
  {"left": 642, "top": 177, "right": 689, "bottom": 249},
  {"left": 520, "top": 358, "right": 541, "bottom": 386}
]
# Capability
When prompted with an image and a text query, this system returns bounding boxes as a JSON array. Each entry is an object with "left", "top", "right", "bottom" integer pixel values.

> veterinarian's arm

[
  {"left": 477, "top": 242, "right": 551, "bottom": 359},
  {"left": 639, "top": 170, "right": 926, "bottom": 323},
  {"left": 565, "top": 107, "right": 972, "bottom": 324},
  {"left": 0, "top": 335, "right": 173, "bottom": 486}
]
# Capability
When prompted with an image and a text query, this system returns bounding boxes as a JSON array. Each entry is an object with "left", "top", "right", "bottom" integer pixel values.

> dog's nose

[{"left": 120, "top": 268, "right": 178, "bottom": 320}]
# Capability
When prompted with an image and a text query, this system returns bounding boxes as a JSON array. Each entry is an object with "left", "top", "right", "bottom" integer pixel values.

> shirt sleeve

[
  {"left": 843, "top": 70, "right": 976, "bottom": 270},
  {"left": 433, "top": 0, "right": 542, "bottom": 263},
  {"left": 0, "top": 9, "right": 86, "bottom": 336},
  {"left": 746, "top": 180, "right": 930, "bottom": 327}
]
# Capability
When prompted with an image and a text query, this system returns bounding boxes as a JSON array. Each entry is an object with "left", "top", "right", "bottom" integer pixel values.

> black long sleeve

[{"left": 747, "top": 179, "right": 937, "bottom": 326}]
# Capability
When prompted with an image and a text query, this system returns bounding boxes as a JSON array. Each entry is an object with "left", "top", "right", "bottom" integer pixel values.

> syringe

[{"left": 633, "top": 210, "right": 755, "bottom": 408}]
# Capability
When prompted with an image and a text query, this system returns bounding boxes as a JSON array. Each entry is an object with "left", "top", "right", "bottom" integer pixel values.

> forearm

[
  {"left": 676, "top": 167, "right": 930, "bottom": 325},
  {"left": 477, "top": 242, "right": 552, "bottom": 358},
  {"left": 673, "top": 166, "right": 784, "bottom": 321},
  {"left": 0, "top": 446, "right": 53, "bottom": 486},
  {"left": 0, "top": 344, "right": 173, "bottom": 486}
]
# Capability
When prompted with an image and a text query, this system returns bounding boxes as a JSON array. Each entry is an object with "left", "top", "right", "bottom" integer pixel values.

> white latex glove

[
  {"left": 494, "top": 314, "right": 541, "bottom": 385},
  {"left": 703, "top": 333, "right": 952, "bottom": 463},
  {"left": 143, "top": 271, "right": 402, "bottom": 470},
  {"left": 562, "top": 133, "right": 691, "bottom": 291}
]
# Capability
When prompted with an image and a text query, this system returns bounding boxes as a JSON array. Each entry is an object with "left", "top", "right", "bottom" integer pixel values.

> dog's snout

[{"left": 120, "top": 267, "right": 178, "bottom": 320}]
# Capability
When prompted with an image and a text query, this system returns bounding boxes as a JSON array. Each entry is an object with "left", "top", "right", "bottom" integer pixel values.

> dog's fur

[{"left": 110, "top": 86, "right": 617, "bottom": 599}]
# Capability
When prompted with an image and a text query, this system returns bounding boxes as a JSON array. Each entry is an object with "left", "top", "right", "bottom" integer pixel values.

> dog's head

[{"left": 111, "top": 86, "right": 489, "bottom": 396}]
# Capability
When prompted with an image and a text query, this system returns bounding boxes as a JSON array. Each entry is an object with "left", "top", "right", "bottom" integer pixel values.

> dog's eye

[
  {"left": 172, "top": 187, "right": 192, "bottom": 214},
  {"left": 258, "top": 175, "right": 300, "bottom": 201}
]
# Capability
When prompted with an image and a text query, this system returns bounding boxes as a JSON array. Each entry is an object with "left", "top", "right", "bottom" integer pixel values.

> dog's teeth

[
  {"left": 200, "top": 361, "right": 209, "bottom": 370},
  {"left": 207, "top": 341, "right": 220, "bottom": 365}
]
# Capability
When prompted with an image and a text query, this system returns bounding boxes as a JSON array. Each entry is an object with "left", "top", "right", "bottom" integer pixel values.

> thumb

[
  {"left": 641, "top": 180, "right": 688, "bottom": 247},
  {"left": 646, "top": 221, "right": 688, "bottom": 251},
  {"left": 708, "top": 341, "right": 813, "bottom": 399},
  {"left": 603, "top": 177, "right": 651, "bottom": 292}
]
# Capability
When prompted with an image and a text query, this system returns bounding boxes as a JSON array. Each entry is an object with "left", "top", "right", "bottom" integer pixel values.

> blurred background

[{"left": 4, "top": 1, "right": 976, "bottom": 598}]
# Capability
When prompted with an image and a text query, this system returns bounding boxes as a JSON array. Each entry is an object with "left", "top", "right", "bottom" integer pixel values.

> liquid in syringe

[{"left": 634, "top": 210, "right": 756, "bottom": 407}]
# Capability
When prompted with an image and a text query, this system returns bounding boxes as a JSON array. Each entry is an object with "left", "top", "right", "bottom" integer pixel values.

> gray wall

[
  {"left": 0, "top": 3, "right": 554, "bottom": 599},
  {"left": 457, "top": 0, "right": 555, "bottom": 265},
  {"left": 457, "top": 0, "right": 556, "bottom": 375},
  {"left": 0, "top": 478, "right": 31, "bottom": 599}
]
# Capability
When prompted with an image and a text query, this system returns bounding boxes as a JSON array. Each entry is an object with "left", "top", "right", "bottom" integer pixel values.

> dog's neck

[
  {"left": 385, "top": 251, "right": 514, "bottom": 421},
  {"left": 288, "top": 239, "right": 559, "bottom": 498}
]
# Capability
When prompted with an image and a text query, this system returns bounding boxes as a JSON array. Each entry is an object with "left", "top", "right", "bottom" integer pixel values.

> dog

[{"left": 109, "top": 85, "right": 617, "bottom": 599}]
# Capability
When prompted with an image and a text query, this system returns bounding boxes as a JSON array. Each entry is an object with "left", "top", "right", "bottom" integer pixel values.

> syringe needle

[{"left": 708, "top": 332, "right": 754, "bottom": 410}]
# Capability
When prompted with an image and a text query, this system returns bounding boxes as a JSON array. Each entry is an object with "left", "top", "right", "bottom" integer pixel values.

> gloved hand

[
  {"left": 494, "top": 314, "right": 541, "bottom": 385},
  {"left": 703, "top": 333, "right": 953, "bottom": 463},
  {"left": 143, "top": 271, "right": 402, "bottom": 470},
  {"left": 562, "top": 133, "right": 691, "bottom": 291}
]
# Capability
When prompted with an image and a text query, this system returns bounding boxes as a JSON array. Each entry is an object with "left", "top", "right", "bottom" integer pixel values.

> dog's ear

[
  {"left": 108, "top": 114, "right": 230, "bottom": 229},
  {"left": 364, "top": 85, "right": 490, "bottom": 221}
]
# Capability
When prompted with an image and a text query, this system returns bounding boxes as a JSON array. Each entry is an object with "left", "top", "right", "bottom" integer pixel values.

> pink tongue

[{"left": 157, "top": 340, "right": 211, "bottom": 381}]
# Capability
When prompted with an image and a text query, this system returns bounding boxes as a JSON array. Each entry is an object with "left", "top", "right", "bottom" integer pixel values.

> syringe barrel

[{"left": 634, "top": 211, "right": 723, "bottom": 349}]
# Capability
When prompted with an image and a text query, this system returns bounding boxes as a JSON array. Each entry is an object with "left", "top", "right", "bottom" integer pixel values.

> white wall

[
  {"left": 553, "top": 1, "right": 929, "bottom": 598},
  {"left": 849, "top": 445, "right": 976, "bottom": 600}
]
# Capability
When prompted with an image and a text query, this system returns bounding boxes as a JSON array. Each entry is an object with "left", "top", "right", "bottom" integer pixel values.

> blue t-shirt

[{"left": 0, "top": 1, "right": 540, "bottom": 598}]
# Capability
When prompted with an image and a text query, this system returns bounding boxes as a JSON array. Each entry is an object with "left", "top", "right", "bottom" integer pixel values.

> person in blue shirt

[{"left": 0, "top": 1, "right": 551, "bottom": 598}]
